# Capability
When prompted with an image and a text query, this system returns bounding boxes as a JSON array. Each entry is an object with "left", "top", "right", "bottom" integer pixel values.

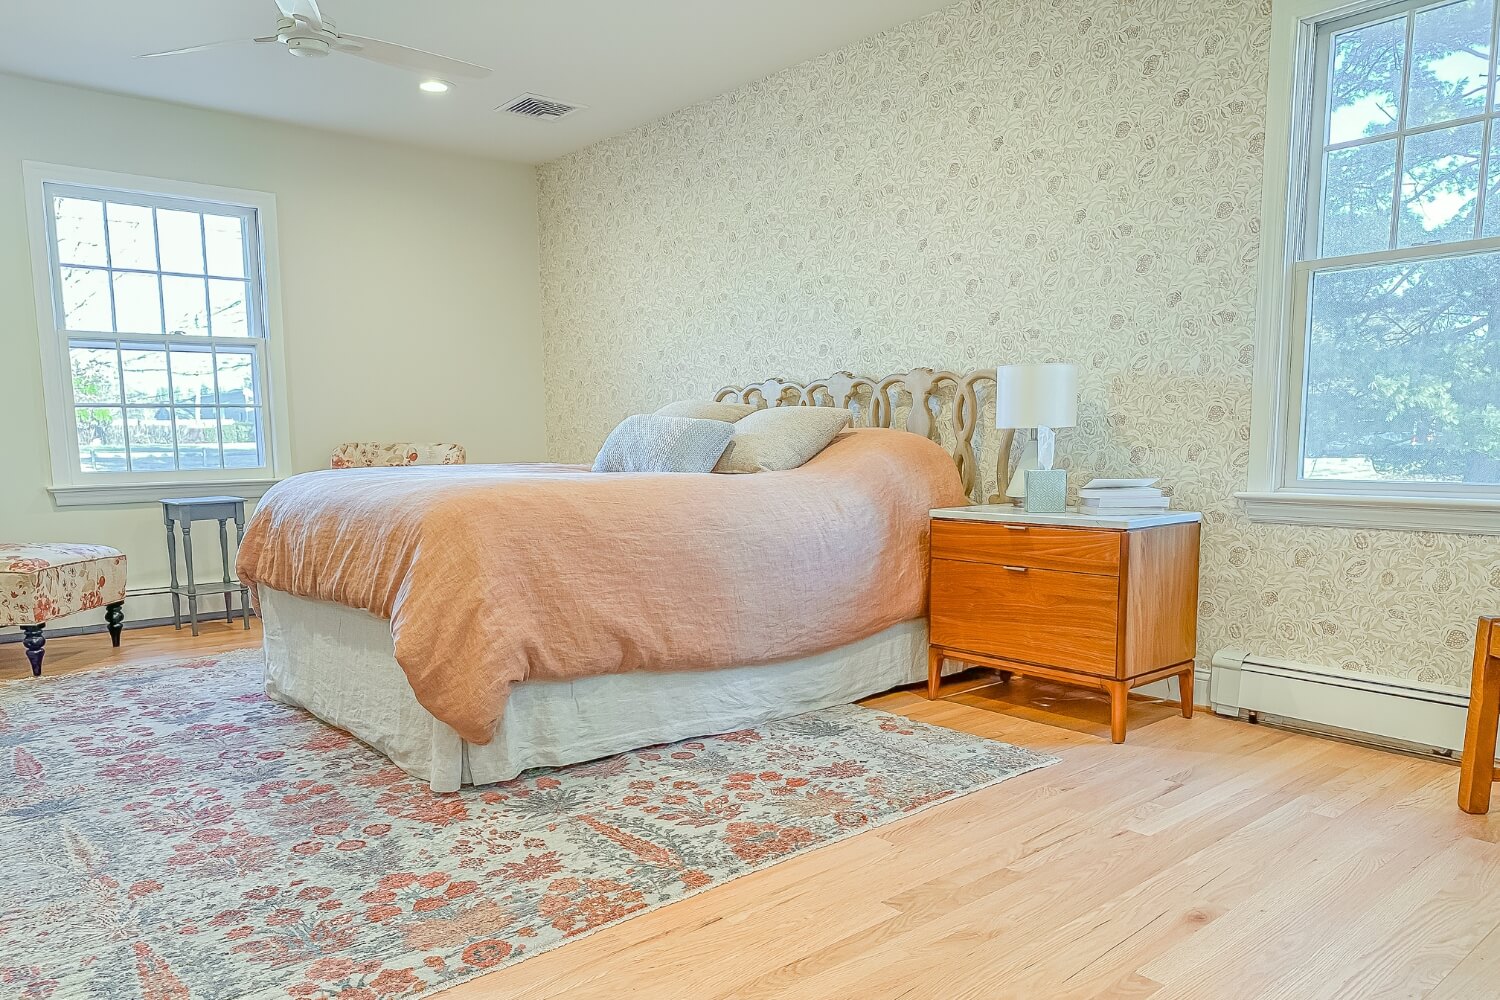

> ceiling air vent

[{"left": 498, "top": 93, "right": 584, "bottom": 121}]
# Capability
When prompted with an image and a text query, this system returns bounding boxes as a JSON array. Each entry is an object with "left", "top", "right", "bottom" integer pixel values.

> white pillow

[
  {"left": 655, "top": 400, "right": 759, "bottom": 422},
  {"left": 593, "top": 415, "right": 736, "bottom": 473},
  {"left": 714, "top": 407, "right": 853, "bottom": 474}
]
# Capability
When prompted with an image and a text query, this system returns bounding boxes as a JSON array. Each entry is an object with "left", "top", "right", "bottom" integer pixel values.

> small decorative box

[{"left": 1024, "top": 469, "right": 1067, "bottom": 513}]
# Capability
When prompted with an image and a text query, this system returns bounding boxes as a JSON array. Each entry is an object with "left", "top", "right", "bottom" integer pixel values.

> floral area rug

[{"left": 0, "top": 649, "right": 1056, "bottom": 999}]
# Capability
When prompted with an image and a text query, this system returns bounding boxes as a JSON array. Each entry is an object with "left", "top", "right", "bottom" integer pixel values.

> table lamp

[{"left": 996, "top": 363, "right": 1078, "bottom": 510}]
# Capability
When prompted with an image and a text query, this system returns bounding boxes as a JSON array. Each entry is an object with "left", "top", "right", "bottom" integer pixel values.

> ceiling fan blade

[
  {"left": 274, "top": 0, "right": 324, "bottom": 26},
  {"left": 334, "top": 33, "right": 491, "bottom": 79},
  {"left": 138, "top": 39, "right": 255, "bottom": 59}
]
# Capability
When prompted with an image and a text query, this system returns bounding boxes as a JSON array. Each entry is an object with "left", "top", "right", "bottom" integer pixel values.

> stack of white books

[{"left": 1078, "top": 478, "right": 1169, "bottom": 515}]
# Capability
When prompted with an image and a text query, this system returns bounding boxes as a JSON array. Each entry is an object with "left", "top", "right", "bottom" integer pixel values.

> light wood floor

[{"left": 6, "top": 624, "right": 1499, "bottom": 999}]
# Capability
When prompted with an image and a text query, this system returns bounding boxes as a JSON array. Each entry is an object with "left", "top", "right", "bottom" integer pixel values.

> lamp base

[
  {"left": 1023, "top": 468, "right": 1068, "bottom": 513},
  {"left": 1005, "top": 438, "right": 1040, "bottom": 500}
]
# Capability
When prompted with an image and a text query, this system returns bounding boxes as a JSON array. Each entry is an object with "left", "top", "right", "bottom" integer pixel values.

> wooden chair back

[{"left": 1458, "top": 617, "right": 1500, "bottom": 813}]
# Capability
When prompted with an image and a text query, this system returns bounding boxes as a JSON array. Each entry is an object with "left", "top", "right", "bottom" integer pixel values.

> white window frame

[
  {"left": 23, "top": 162, "right": 292, "bottom": 507},
  {"left": 1241, "top": 0, "right": 1500, "bottom": 534}
]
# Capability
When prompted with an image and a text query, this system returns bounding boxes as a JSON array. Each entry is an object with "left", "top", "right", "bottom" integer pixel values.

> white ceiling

[{"left": 0, "top": 0, "right": 955, "bottom": 164}]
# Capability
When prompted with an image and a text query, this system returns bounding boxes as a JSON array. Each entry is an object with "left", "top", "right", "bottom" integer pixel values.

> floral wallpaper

[{"left": 538, "top": 0, "right": 1500, "bottom": 687}]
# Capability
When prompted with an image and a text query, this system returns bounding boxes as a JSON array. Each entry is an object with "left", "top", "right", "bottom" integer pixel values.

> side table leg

[
  {"left": 181, "top": 521, "right": 199, "bottom": 637},
  {"left": 235, "top": 506, "right": 249, "bottom": 630},
  {"left": 165, "top": 519, "right": 182, "bottom": 630},
  {"left": 927, "top": 646, "right": 943, "bottom": 699},
  {"left": 105, "top": 602, "right": 124, "bottom": 647},
  {"left": 1179, "top": 667, "right": 1195, "bottom": 719},
  {"left": 21, "top": 624, "right": 45, "bottom": 677},
  {"left": 219, "top": 517, "right": 233, "bottom": 623}
]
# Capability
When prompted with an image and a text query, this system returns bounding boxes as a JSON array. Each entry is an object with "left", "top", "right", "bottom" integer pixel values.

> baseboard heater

[{"left": 1211, "top": 648, "right": 1475, "bottom": 758}]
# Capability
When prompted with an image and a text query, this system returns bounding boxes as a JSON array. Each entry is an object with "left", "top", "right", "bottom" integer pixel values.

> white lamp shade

[{"left": 995, "top": 363, "right": 1078, "bottom": 429}]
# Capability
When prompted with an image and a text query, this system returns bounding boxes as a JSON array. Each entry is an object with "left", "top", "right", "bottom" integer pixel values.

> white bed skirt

[{"left": 259, "top": 588, "right": 937, "bottom": 792}]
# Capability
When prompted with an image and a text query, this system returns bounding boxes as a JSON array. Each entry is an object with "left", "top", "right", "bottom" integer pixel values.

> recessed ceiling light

[{"left": 419, "top": 79, "right": 452, "bottom": 94}]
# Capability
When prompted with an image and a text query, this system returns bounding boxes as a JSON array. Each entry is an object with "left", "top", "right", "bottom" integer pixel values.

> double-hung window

[
  {"left": 24, "top": 164, "right": 286, "bottom": 505},
  {"left": 1246, "top": 0, "right": 1500, "bottom": 533}
]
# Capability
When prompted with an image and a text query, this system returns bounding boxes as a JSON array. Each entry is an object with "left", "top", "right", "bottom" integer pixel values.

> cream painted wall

[
  {"left": 1, "top": 73, "right": 545, "bottom": 627},
  {"left": 538, "top": 0, "right": 1500, "bottom": 688}
]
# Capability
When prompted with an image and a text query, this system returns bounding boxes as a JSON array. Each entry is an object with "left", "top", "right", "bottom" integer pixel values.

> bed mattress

[{"left": 259, "top": 588, "right": 941, "bottom": 792}]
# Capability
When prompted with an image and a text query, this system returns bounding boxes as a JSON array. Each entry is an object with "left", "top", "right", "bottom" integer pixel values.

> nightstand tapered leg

[
  {"left": 1108, "top": 682, "right": 1128, "bottom": 744},
  {"left": 1179, "top": 667, "right": 1195, "bottom": 719},
  {"left": 927, "top": 646, "right": 943, "bottom": 700}
]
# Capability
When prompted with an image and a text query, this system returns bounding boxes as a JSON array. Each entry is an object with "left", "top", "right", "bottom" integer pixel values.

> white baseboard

[{"left": 1210, "top": 648, "right": 1472, "bottom": 754}]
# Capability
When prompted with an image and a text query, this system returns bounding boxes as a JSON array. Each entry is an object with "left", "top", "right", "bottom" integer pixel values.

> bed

[{"left": 239, "top": 369, "right": 1013, "bottom": 791}]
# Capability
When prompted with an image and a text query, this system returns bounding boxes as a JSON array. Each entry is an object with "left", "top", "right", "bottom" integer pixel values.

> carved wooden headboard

[{"left": 715, "top": 368, "right": 1012, "bottom": 504}]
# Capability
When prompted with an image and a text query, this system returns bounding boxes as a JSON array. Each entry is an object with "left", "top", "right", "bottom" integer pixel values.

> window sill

[
  {"left": 1235, "top": 490, "right": 1500, "bottom": 535},
  {"left": 49, "top": 478, "right": 281, "bottom": 508}
]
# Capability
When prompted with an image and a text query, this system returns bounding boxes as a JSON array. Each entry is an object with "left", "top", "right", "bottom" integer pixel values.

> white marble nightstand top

[{"left": 930, "top": 505, "right": 1202, "bottom": 531}]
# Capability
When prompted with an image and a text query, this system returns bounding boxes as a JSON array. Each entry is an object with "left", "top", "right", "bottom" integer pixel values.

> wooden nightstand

[{"left": 927, "top": 506, "right": 1202, "bottom": 743}]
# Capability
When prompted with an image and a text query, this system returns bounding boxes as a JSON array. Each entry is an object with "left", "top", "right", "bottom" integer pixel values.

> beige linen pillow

[
  {"left": 655, "top": 400, "right": 758, "bottom": 422},
  {"left": 714, "top": 407, "right": 853, "bottom": 474}
]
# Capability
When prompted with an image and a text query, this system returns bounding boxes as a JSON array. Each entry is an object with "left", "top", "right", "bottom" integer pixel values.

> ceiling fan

[{"left": 138, "top": 0, "right": 491, "bottom": 82}]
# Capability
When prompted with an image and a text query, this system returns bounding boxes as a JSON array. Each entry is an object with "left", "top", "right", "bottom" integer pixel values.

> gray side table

[{"left": 161, "top": 496, "right": 250, "bottom": 636}]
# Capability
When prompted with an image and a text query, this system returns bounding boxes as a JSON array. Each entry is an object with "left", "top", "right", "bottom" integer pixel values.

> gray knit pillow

[{"left": 593, "top": 414, "right": 736, "bottom": 473}]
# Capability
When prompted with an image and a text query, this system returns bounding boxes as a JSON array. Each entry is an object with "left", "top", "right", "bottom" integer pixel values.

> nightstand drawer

[
  {"left": 931, "top": 519, "right": 1121, "bottom": 576},
  {"left": 929, "top": 558, "right": 1119, "bottom": 675}
]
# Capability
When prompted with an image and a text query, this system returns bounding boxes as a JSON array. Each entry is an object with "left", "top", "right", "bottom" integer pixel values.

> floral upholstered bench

[
  {"left": 329, "top": 442, "right": 466, "bottom": 468},
  {"left": 1, "top": 543, "right": 126, "bottom": 677}
]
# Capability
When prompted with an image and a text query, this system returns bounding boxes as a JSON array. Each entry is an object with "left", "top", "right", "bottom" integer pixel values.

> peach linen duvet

[{"left": 236, "top": 427, "right": 967, "bottom": 745}]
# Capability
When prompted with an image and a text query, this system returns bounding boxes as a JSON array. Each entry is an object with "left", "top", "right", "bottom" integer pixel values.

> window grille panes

[
  {"left": 45, "top": 183, "right": 269, "bottom": 477},
  {"left": 1299, "top": 0, "right": 1500, "bottom": 488}
]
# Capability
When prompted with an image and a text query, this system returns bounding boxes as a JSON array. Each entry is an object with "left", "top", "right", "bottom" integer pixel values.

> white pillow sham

[{"left": 655, "top": 400, "right": 759, "bottom": 422}]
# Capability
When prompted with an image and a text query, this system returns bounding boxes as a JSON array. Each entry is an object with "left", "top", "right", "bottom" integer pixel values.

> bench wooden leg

[
  {"left": 21, "top": 624, "right": 45, "bottom": 677},
  {"left": 105, "top": 601, "right": 124, "bottom": 648},
  {"left": 1459, "top": 621, "right": 1500, "bottom": 814}
]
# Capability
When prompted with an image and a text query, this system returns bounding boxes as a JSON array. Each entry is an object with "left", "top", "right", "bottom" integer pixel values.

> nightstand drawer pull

[
  {"left": 1003, "top": 524, "right": 1029, "bottom": 531},
  {"left": 1002, "top": 565, "right": 1028, "bottom": 573}
]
